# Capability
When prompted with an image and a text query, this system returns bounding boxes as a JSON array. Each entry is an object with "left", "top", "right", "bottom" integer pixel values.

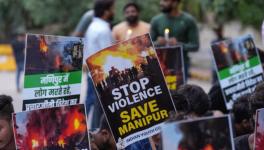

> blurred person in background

[
  {"left": 11, "top": 29, "right": 25, "bottom": 93},
  {"left": 112, "top": 2, "right": 150, "bottom": 42},
  {"left": 150, "top": 0, "right": 199, "bottom": 79},
  {"left": 232, "top": 94, "right": 253, "bottom": 137},
  {"left": 85, "top": 0, "right": 115, "bottom": 129},
  {"left": 0, "top": 95, "right": 15, "bottom": 150},
  {"left": 208, "top": 82, "right": 228, "bottom": 114},
  {"left": 235, "top": 82, "right": 264, "bottom": 150},
  {"left": 72, "top": 10, "right": 94, "bottom": 37}
]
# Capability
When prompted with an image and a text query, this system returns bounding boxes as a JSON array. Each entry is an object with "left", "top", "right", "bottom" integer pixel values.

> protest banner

[
  {"left": 211, "top": 35, "right": 264, "bottom": 109},
  {"left": 156, "top": 46, "right": 185, "bottom": 93},
  {"left": 13, "top": 104, "right": 89, "bottom": 150},
  {"left": 161, "top": 115, "right": 235, "bottom": 150},
  {"left": 22, "top": 34, "right": 84, "bottom": 111},
  {"left": 86, "top": 34, "right": 176, "bottom": 148},
  {"left": 254, "top": 108, "right": 264, "bottom": 150}
]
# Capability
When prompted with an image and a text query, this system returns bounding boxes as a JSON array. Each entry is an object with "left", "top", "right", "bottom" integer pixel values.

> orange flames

[
  {"left": 58, "top": 138, "right": 66, "bottom": 148},
  {"left": 31, "top": 139, "right": 39, "bottom": 148},
  {"left": 17, "top": 106, "right": 87, "bottom": 149},
  {"left": 54, "top": 55, "right": 61, "bottom": 69},
  {"left": 39, "top": 36, "right": 48, "bottom": 53}
]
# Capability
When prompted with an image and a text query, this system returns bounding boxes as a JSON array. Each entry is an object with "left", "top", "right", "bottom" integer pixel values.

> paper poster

[
  {"left": 254, "top": 108, "right": 264, "bottom": 150},
  {"left": 13, "top": 104, "right": 89, "bottom": 150},
  {"left": 161, "top": 115, "right": 235, "bottom": 150},
  {"left": 156, "top": 46, "right": 185, "bottom": 93},
  {"left": 23, "top": 34, "right": 84, "bottom": 111},
  {"left": 211, "top": 35, "right": 264, "bottom": 109},
  {"left": 86, "top": 34, "right": 176, "bottom": 148}
]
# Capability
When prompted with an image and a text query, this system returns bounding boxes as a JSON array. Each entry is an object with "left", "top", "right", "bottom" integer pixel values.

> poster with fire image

[
  {"left": 254, "top": 108, "right": 264, "bottom": 150},
  {"left": 22, "top": 34, "right": 84, "bottom": 111},
  {"left": 12, "top": 104, "right": 89, "bottom": 150},
  {"left": 161, "top": 115, "right": 235, "bottom": 150},
  {"left": 86, "top": 34, "right": 176, "bottom": 148},
  {"left": 156, "top": 46, "right": 185, "bottom": 94},
  {"left": 211, "top": 35, "right": 264, "bottom": 109}
]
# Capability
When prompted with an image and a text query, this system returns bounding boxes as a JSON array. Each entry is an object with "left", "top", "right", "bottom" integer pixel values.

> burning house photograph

[
  {"left": 25, "top": 34, "right": 83, "bottom": 75},
  {"left": 13, "top": 104, "right": 89, "bottom": 150},
  {"left": 162, "top": 116, "right": 234, "bottom": 150},
  {"left": 255, "top": 108, "right": 264, "bottom": 150},
  {"left": 86, "top": 34, "right": 166, "bottom": 95},
  {"left": 211, "top": 35, "right": 257, "bottom": 71}
]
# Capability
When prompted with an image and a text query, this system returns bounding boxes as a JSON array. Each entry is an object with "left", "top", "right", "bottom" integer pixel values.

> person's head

[
  {"left": 92, "top": 115, "right": 116, "bottom": 150},
  {"left": 0, "top": 95, "right": 14, "bottom": 149},
  {"left": 94, "top": 0, "right": 115, "bottom": 22},
  {"left": 177, "top": 84, "right": 210, "bottom": 117},
  {"left": 249, "top": 82, "right": 264, "bottom": 120},
  {"left": 208, "top": 82, "right": 228, "bottom": 114},
  {"left": 160, "top": 0, "right": 181, "bottom": 13},
  {"left": 213, "top": 24, "right": 224, "bottom": 39},
  {"left": 172, "top": 93, "right": 190, "bottom": 114},
  {"left": 233, "top": 94, "right": 253, "bottom": 136},
  {"left": 123, "top": 2, "right": 140, "bottom": 25}
]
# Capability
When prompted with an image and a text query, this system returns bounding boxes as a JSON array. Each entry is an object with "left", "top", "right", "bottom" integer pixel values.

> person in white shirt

[{"left": 84, "top": 0, "right": 115, "bottom": 129}]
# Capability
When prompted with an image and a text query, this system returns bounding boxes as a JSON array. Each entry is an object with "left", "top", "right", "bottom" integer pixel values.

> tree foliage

[{"left": 0, "top": 0, "right": 264, "bottom": 40}]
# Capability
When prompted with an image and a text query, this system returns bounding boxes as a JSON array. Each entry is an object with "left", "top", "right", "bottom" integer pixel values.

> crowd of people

[
  {"left": 1, "top": 0, "right": 264, "bottom": 150},
  {"left": 1, "top": 81, "right": 264, "bottom": 149}
]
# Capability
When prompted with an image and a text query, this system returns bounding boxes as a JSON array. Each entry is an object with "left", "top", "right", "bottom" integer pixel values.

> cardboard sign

[
  {"left": 13, "top": 104, "right": 89, "bottom": 150},
  {"left": 156, "top": 46, "right": 185, "bottom": 93},
  {"left": 211, "top": 35, "right": 264, "bottom": 109},
  {"left": 162, "top": 115, "right": 235, "bottom": 150},
  {"left": 86, "top": 34, "right": 176, "bottom": 148},
  {"left": 23, "top": 34, "right": 84, "bottom": 111}
]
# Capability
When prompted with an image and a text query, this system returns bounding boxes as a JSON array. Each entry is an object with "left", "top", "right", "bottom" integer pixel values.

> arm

[
  {"left": 72, "top": 10, "right": 93, "bottom": 37},
  {"left": 182, "top": 19, "right": 200, "bottom": 52}
]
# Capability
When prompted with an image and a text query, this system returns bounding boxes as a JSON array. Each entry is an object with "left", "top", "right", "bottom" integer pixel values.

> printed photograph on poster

[
  {"left": 23, "top": 34, "right": 84, "bottom": 111},
  {"left": 86, "top": 34, "right": 176, "bottom": 148},
  {"left": 254, "top": 108, "right": 264, "bottom": 150},
  {"left": 13, "top": 104, "right": 89, "bottom": 150},
  {"left": 25, "top": 34, "right": 83, "bottom": 74},
  {"left": 211, "top": 35, "right": 264, "bottom": 109},
  {"left": 161, "top": 115, "right": 235, "bottom": 150},
  {"left": 156, "top": 46, "right": 185, "bottom": 93}
]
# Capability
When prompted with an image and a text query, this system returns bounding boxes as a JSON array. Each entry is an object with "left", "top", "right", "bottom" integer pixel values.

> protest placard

[
  {"left": 23, "top": 34, "right": 84, "bottom": 111},
  {"left": 162, "top": 115, "right": 235, "bottom": 150},
  {"left": 13, "top": 104, "right": 89, "bottom": 150},
  {"left": 156, "top": 46, "right": 185, "bottom": 93},
  {"left": 86, "top": 34, "right": 176, "bottom": 148},
  {"left": 254, "top": 108, "right": 264, "bottom": 150},
  {"left": 211, "top": 35, "right": 264, "bottom": 109}
]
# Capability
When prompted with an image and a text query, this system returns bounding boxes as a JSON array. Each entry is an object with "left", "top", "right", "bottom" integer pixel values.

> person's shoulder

[
  {"left": 82, "top": 10, "right": 94, "bottom": 19},
  {"left": 151, "top": 13, "right": 166, "bottom": 23},
  {"left": 234, "top": 134, "right": 250, "bottom": 150},
  {"left": 140, "top": 21, "right": 150, "bottom": 27},
  {"left": 181, "top": 12, "right": 196, "bottom": 22},
  {"left": 113, "top": 21, "right": 127, "bottom": 31}
]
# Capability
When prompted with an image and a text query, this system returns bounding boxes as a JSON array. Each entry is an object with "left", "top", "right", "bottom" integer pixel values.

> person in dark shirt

[
  {"left": 234, "top": 82, "right": 264, "bottom": 150},
  {"left": 150, "top": 0, "right": 199, "bottom": 79},
  {"left": 11, "top": 33, "right": 25, "bottom": 92}
]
